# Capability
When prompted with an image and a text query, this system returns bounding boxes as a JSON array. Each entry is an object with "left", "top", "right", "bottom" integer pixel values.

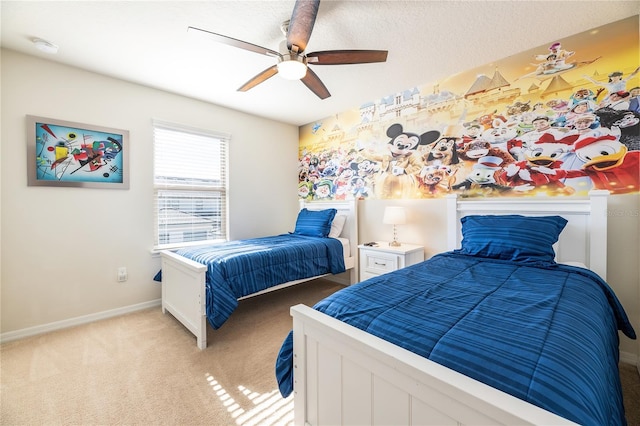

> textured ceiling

[{"left": 1, "top": 1, "right": 638, "bottom": 126}]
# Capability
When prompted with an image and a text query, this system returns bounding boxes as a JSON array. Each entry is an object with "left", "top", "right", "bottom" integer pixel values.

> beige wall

[{"left": 0, "top": 49, "right": 299, "bottom": 335}]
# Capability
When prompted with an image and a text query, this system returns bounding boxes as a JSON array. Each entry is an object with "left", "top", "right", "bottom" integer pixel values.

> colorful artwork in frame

[
  {"left": 27, "top": 115, "right": 129, "bottom": 189},
  {"left": 298, "top": 15, "right": 640, "bottom": 200}
]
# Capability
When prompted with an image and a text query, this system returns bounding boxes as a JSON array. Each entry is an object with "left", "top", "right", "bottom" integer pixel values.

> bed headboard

[
  {"left": 445, "top": 190, "right": 609, "bottom": 280},
  {"left": 299, "top": 198, "right": 359, "bottom": 258}
]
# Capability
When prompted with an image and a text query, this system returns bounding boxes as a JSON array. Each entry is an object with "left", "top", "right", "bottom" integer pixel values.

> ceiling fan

[{"left": 188, "top": 0, "right": 388, "bottom": 99}]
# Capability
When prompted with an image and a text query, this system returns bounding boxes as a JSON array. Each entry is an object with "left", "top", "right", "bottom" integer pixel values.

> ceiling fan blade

[
  {"left": 301, "top": 67, "right": 330, "bottom": 99},
  {"left": 238, "top": 65, "right": 279, "bottom": 92},
  {"left": 307, "top": 50, "right": 388, "bottom": 65},
  {"left": 287, "top": 0, "right": 320, "bottom": 53},
  {"left": 188, "top": 26, "right": 281, "bottom": 58}
]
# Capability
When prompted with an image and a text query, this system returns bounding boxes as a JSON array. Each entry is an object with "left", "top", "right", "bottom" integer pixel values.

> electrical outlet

[{"left": 117, "top": 267, "right": 128, "bottom": 282}]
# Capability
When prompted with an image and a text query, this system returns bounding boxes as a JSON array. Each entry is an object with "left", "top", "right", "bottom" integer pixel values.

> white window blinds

[{"left": 153, "top": 120, "right": 229, "bottom": 250}]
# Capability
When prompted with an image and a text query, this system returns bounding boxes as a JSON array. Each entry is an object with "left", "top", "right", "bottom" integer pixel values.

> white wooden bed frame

[
  {"left": 290, "top": 190, "right": 609, "bottom": 425},
  {"left": 160, "top": 200, "right": 358, "bottom": 349}
]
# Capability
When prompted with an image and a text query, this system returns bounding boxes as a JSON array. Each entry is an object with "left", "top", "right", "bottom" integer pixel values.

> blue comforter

[
  {"left": 275, "top": 252, "right": 636, "bottom": 425},
  {"left": 174, "top": 234, "right": 345, "bottom": 329}
]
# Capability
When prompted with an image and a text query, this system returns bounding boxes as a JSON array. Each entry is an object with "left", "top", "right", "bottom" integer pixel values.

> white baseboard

[
  {"left": 0, "top": 299, "right": 161, "bottom": 344},
  {"left": 323, "top": 270, "right": 354, "bottom": 286},
  {"left": 620, "top": 350, "right": 639, "bottom": 367},
  {"left": 323, "top": 275, "right": 350, "bottom": 286}
]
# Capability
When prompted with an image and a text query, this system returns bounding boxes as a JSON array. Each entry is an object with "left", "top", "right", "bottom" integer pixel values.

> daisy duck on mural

[{"left": 297, "top": 16, "right": 640, "bottom": 200}]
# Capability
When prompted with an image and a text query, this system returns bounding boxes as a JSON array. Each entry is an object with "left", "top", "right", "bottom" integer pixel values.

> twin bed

[
  {"left": 276, "top": 190, "right": 635, "bottom": 425},
  {"left": 159, "top": 190, "right": 635, "bottom": 425},
  {"left": 159, "top": 200, "right": 358, "bottom": 349}
]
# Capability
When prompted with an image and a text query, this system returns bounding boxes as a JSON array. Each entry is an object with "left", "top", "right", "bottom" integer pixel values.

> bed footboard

[
  {"left": 160, "top": 250, "right": 208, "bottom": 349},
  {"left": 290, "top": 304, "right": 576, "bottom": 426}
]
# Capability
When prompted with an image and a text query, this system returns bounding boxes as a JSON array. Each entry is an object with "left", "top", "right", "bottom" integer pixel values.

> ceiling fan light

[{"left": 277, "top": 54, "right": 307, "bottom": 80}]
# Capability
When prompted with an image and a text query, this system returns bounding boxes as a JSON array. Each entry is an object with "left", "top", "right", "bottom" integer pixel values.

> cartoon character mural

[
  {"left": 498, "top": 133, "right": 584, "bottom": 195},
  {"left": 297, "top": 16, "right": 639, "bottom": 200},
  {"left": 417, "top": 164, "right": 457, "bottom": 197},
  {"left": 452, "top": 156, "right": 512, "bottom": 196},
  {"left": 573, "top": 134, "right": 640, "bottom": 194},
  {"left": 360, "top": 124, "right": 440, "bottom": 199}
]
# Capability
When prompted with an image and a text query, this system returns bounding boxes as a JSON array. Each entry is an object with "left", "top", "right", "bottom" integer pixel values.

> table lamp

[{"left": 383, "top": 206, "right": 406, "bottom": 247}]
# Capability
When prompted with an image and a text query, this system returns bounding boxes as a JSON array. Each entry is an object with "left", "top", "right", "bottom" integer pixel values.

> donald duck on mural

[{"left": 297, "top": 16, "right": 640, "bottom": 200}]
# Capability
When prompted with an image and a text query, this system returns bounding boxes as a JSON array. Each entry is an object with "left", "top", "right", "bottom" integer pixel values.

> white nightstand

[{"left": 358, "top": 242, "right": 425, "bottom": 281}]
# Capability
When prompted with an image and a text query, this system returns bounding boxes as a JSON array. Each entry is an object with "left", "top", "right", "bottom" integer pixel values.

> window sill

[{"left": 150, "top": 239, "right": 226, "bottom": 257}]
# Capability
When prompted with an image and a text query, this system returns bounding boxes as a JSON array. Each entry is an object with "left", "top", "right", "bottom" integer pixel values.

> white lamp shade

[
  {"left": 383, "top": 206, "right": 406, "bottom": 225},
  {"left": 277, "top": 57, "right": 307, "bottom": 80}
]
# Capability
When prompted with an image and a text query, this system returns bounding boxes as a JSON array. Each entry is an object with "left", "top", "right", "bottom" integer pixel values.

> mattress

[{"left": 336, "top": 237, "right": 350, "bottom": 260}]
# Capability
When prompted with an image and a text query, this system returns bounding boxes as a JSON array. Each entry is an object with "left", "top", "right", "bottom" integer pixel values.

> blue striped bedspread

[
  {"left": 275, "top": 252, "right": 636, "bottom": 425},
  {"left": 175, "top": 234, "right": 345, "bottom": 329}
]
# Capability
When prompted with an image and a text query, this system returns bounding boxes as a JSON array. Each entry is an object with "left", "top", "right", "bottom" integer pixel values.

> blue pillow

[
  {"left": 293, "top": 208, "right": 337, "bottom": 238},
  {"left": 454, "top": 215, "right": 568, "bottom": 264}
]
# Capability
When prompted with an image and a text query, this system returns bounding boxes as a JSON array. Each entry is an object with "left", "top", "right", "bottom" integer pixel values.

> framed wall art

[{"left": 27, "top": 115, "right": 129, "bottom": 189}]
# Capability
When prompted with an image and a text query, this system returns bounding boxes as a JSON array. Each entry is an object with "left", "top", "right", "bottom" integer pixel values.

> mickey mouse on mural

[{"left": 362, "top": 123, "right": 440, "bottom": 199}]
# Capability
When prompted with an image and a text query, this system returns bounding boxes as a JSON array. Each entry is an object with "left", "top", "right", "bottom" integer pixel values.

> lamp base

[{"left": 389, "top": 240, "right": 401, "bottom": 247}]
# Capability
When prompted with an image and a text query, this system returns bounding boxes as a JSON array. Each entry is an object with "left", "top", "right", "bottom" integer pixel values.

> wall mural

[{"left": 298, "top": 16, "right": 639, "bottom": 200}]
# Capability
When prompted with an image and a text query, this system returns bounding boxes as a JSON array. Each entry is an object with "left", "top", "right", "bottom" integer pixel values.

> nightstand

[{"left": 358, "top": 242, "right": 425, "bottom": 281}]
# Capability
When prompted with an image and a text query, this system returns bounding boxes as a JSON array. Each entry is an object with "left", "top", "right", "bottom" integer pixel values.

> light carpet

[{"left": 1, "top": 278, "right": 638, "bottom": 425}]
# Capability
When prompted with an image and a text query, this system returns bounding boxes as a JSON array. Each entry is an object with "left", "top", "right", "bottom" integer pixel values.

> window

[{"left": 153, "top": 120, "right": 228, "bottom": 250}]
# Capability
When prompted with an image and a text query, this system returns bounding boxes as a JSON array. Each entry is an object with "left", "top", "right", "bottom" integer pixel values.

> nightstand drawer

[
  {"left": 358, "top": 242, "right": 424, "bottom": 283},
  {"left": 365, "top": 253, "right": 398, "bottom": 273}
]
